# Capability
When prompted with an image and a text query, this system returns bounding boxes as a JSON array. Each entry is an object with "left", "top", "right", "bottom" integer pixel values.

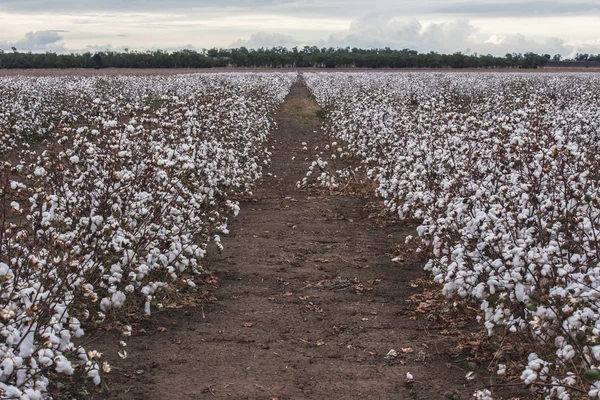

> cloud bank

[
  {"left": 0, "top": 30, "right": 68, "bottom": 52},
  {"left": 228, "top": 32, "right": 301, "bottom": 49},
  {"left": 227, "top": 15, "right": 600, "bottom": 57},
  {"left": 1, "top": 0, "right": 599, "bottom": 57}
]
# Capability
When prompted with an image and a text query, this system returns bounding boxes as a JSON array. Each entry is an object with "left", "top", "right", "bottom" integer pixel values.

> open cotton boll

[
  {"left": 54, "top": 356, "right": 74, "bottom": 375},
  {"left": 0, "top": 384, "right": 23, "bottom": 398},
  {"left": 18, "top": 329, "right": 35, "bottom": 358}
]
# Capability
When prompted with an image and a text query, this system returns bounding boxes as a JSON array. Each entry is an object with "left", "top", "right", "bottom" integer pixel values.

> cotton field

[
  {"left": 0, "top": 72, "right": 296, "bottom": 398},
  {"left": 304, "top": 72, "right": 600, "bottom": 398},
  {"left": 3, "top": 69, "right": 600, "bottom": 399}
]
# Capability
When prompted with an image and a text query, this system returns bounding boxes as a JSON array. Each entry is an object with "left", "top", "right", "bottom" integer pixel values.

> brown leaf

[
  {"left": 156, "top": 327, "right": 167, "bottom": 333},
  {"left": 242, "top": 322, "right": 254, "bottom": 328},
  {"left": 316, "top": 340, "right": 325, "bottom": 346}
]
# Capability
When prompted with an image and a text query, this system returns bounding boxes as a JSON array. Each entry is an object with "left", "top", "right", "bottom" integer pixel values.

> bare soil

[{"left": 87, "top": 84, "right": 512, "bottom": 400}]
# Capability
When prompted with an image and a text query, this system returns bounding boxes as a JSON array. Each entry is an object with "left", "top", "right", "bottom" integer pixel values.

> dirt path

[{"left": 92, "top": 83, "right": 474, "bottom": 399}]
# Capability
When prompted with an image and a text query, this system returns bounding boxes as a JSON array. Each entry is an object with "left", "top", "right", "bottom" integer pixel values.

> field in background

[{"left": 1, "top": 66, "right": 600, "bottom": 77}]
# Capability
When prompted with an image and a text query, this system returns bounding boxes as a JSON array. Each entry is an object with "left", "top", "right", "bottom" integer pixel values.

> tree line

[{"left": 0, "top": 45, "right": 588, "bottom": 69}]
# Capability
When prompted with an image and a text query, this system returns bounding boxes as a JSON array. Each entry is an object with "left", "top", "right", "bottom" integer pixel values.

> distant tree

[
  {"left": 0, "top": 46, "right": 557, "bottom": 70},
  {"left": 92, "top": 53, "right": 103, "bottom": 69},
  {"left": 11, "top": 47, "right": 17, "bottom": 54},
  {"left": 552, "top": 54, "right": 562, "bottom": 61}
]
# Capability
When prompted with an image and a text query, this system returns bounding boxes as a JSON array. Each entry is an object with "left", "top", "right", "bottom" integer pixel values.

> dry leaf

[
  {"left": 401, "top": 347, "right": 414, "bottom": 353},
  {"left": 316, "top": 340, "right": 325, "bottom": 346},
  {"left": 156, "top": 327, "right": 167, "bottom": 333},
  {"left": 242, "top": 322, "right": 254, "bottom": 328}
]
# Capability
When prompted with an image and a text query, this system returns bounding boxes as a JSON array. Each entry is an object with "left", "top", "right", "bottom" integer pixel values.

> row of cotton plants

[
  {"left": 304, "top": 72, "right": 600, "bottom": 398},
  {"left": 0, "top": 72, "right": 295, "bottom": 399}
]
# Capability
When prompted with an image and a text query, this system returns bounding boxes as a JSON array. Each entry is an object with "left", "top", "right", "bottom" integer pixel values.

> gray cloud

[
  {"left": 230, "top": 15, "right": 599, "bottom": 57},
  {"left": 2, "top": 0, "right": 594, "bottom": 18},
  {"left": 0, "top": 30, "right": 68, "bottom": 52},
  {"left": 319, "top": 15, "right": 600, "bottom": 56},
  {"left": 228, "top": 32, "right": 301, "bottom": 48},
  {"left": 435, "top": 1, "right": 600, "bottom": 17},
  {"left": 321, "top": 16, "right": 479, "bottom": 52},
  {"left": 0, "top": 0, "right": 293, "bottom": 13}
]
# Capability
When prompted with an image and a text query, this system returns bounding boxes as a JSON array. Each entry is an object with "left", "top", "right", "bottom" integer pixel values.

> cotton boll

[
  {"left": 54, "top": 356, "right": 74, "bottom": 375},
  {"left": 144, "top": 296, "right": 152, "bottom": 315},
  {"left": 88, "top": 368, "right": 101, "bottom": 385},
  {"left": 99, "top": 298, "right": 111, "bottom": 312},
  {"left": 111, "top": 291, "right": 126, "bottom": 309}
]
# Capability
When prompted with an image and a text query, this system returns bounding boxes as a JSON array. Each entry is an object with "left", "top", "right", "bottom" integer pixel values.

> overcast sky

[{"left": 0, "top": 1, "right": 598, "bottom": 56}]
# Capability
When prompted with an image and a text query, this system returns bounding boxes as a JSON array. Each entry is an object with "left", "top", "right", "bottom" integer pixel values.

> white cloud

[
  {"left": 228, "top": 32, "right": 301, "bottom": 49},
  {"left": 0, "top": 30, "right": 68, "bottom": 52},
  {"left": 1, "top": 13, "right": 599, "bottom": 58},
  {"left": 314, "top": 15, "right": 599, "bottom": 56}
]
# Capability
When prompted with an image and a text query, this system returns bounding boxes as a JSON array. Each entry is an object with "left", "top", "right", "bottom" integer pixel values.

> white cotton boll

[
  {"left": 144, "top": 297, "right": 151, "bottom": 315},
  {"left": 69, "top": 155, "right": 80, "bottom": 164},
  {"left": 121, "top": 325, "right": 132, "bottom": 337},
  {"left": 497, "top": 364, "right": 506, "bottom": 376},
  {"left": 521, "top": 369, "right": 537, "bottom": 385},
  {"left": 1, "top": 358, "right": 15, "bottom": 376},
  {"left": 22, "top": 388, "right": 44, "bottom": 400},
  {"left": 19, "top": 329, "right": 35, "bottom": 357},
  {"left": 54, "top": 356, "right": 74, "bottom": 375},
  {"left": 406, "top": 372, "right": 413, "bottom": 380},
  {"left": 0, "top": 384, "right": 22, "bottom": 398},
  {"left": 33, "top": 166, "right": 46, "bottom": 176},
  {"left": 589, "top": 383, "right": 600, "bottom": 398},
  {"left": 88, "top": 368, "right": 101, "bottom": 385},
  {"left": 10, "top": 201, "right": 21, "bottom": 211},
  {"left": 100, "top": 297, "right": 111, "bottom": 312},
  {"left": 111, "top": 291, "right": 126, "bottom": 309},
  {"left": 473, "top": 390, "right": 493, "bottom": 400},
  {"left": 514, "top": 283, "right": 525, "bottom": 302}
]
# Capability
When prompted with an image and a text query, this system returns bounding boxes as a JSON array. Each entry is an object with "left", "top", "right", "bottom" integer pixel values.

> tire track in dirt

[{"left": 92, "top": 83, "right": 474, "bottom": 400}]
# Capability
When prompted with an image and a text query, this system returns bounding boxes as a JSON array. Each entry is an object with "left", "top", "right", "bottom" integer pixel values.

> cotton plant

[
  {"left": 304, "top": 71, "right": 600, "bottom": 398},
  {"left": 0, "top": 72, "right": 296, "bottom": 398}
]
